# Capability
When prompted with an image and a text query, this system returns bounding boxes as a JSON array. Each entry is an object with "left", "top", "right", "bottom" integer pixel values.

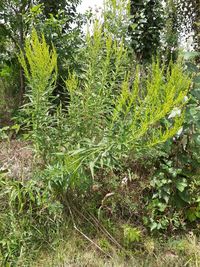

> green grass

[{"left": 33, "top": 232, "right": 200, "bottom": 267}]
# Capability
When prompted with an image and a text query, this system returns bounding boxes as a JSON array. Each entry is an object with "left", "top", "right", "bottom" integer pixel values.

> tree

[
  {"left": 39, "top": 0, "right": 79, "bottom": 20},
  {"left": 163, "top": 0, "right": 179, "bottom": 62},
  {"left": 159, "top": 0, "right": 199, "bottom": 63},
  {"left": 175, "top": 0, "right": 200, "bottom": 60},
  {"left": 129, "top": 0, "right": 164, "bottom": 62}
]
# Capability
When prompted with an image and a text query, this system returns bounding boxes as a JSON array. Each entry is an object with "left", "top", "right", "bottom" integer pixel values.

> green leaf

[
  {"left": 150, "top": 222, "right": 158, "bottom": 231},
  {"left": 11, "top": 124, "right": 20, "bottom": 134},
  {"left": 194, "top": 75, "right": 200, "bottom": 84},
  {"left": 186, "top": 62, "right": 199, "bottom": 73},
  {"left": 183, "top": 51, "right": 200, "bottom": 60},
  {"left": 186, "top": 209, "right": 197, "bottom": 222},
  {"left": 89, "top": 161, "right": 95, "bottom": 179},
  {"left": 176, "top": 178, "right": 187, "bottom": 192},
  {"left": 192, "top": 134, "right": 200, "bottom": 146},
  {"left": 191, "top": 89, "right": 200, "bottom": 100}
]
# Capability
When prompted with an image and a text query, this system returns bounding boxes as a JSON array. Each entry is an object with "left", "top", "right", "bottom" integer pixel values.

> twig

[
  {"left": 69, "top": 201, "right": 123, "bottom": 250},
  {"left": 66, "top": 200, "right": 113, "bottom": 259}
]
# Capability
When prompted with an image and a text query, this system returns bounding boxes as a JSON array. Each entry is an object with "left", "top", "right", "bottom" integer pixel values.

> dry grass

[
  {"left": 33, "top": 232, "right": 200, "bottom": 267},
  {"left": 0, "top": 140, "right": 33, "bottom": 180}
]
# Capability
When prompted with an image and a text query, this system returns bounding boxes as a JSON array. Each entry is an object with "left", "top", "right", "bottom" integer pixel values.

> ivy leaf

[
  {"left": 176, "top": 178, "right": 187, "bottom": 192},
  {"left": 186, "top": 208, "right": 197, "bottom": 222},
  {"left": 150, "top": 222, "right": 158, "bottom": 231},
  {"left": 157, "top": 202, "right": 167, "bottom": 212}
]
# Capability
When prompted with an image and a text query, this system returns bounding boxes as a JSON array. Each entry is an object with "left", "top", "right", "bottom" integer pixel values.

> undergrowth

[{"left": 33, "top": 233, "right": 200, "bottom": 267}]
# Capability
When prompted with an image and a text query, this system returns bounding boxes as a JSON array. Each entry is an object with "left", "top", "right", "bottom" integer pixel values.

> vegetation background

[{"left": 0, "top": 0, "right": 200, "bottom": 266}]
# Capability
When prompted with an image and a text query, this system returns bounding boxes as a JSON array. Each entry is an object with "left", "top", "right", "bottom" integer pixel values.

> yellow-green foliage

[
  {"left": 123, "top": 225, "right": 141, "bottom": 247},
  {"left": 112, "top": 59, "right": 191, "bottom": 148},
  {"left": 18, "top": 29, "right": 58, "bottom": 157},
  {"left": 18, "top": 29, "right": 57, "bottom": 94},
  {"left": 66, "top": 17, "right": 191, "bottom": 155},
  {"left": 66, "top": 20, "right": 130, "bottom": 140}
]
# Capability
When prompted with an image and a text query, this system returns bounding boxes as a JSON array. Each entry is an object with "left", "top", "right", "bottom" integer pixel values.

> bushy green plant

[
  {"left": 1, "top": 0, "right": 199, "bottom": 265},
  {"left": 18, "top": 29, "right": 58, "bottom": 160},
  {"left": 0, "top": 62, "right": 20, "bottom": 124},
  {"left": 25, "top": 1, "right": 85, "bottom": 91},
  {"left": 103, "top": 0, "right": 132, "bottom": 45},
  {"left": 129, "top": 0, "right": 164, "bottom": 61},
  {"left": 123, "top": 225, "right": 141, "bottom": 248},
  {"left": 64, "top": 17, "right": 190, "bottom": 183},
  {"left": 144, "top": 53, "right": 200, "bottom": 231}
]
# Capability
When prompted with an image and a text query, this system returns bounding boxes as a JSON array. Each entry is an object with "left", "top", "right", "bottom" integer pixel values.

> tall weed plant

[
  {"left": 18, "top": 0, "right": 191, "bottom": 189},
  {"left": 18, "top": 29, "right": 58, "bottom": 160},
  {"left": 64, "top": 22, "right": 190, "bottom": 184}
]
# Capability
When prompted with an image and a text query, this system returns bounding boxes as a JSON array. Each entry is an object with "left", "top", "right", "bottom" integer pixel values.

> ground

[
  {"left": 0, "top": 140, "right": 33, "bottom": 180},
  {"left": 33, "top": 232, "right": 200, "bottom": 267}
]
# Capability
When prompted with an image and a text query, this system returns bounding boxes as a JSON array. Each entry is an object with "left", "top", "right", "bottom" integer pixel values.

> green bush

[
  {"left": 16, "top": 0, "right": 194, "bottom": 249},
  {"left": 144, "top": 54, "right": 200, "bottom": 231},
  {"left": 0, "top": 63, "right": 20, "bottom": 125}
]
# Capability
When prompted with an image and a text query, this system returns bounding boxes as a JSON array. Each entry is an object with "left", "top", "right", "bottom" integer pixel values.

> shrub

[{"left": 144, "top": 54, "right": 200, "bottom": 231}]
